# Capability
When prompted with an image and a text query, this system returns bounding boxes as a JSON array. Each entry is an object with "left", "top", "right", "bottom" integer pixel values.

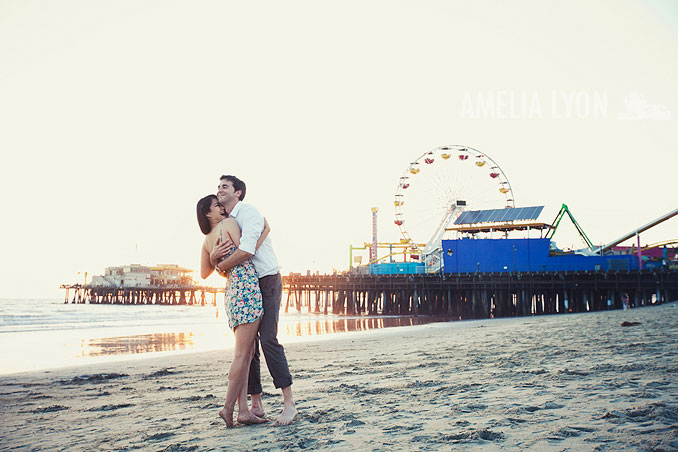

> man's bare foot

[
  {"left": 251, "top": 406, "right": 266, "bottom": 418},
  {"left": 275, "top": 404, "right": 298, "bottom": 425},
  {"left": 218, "top": 407, "right": 235, "bottom": 428},
  {"left": 237, "top": 412, "right": 268, "bottom": 425}
]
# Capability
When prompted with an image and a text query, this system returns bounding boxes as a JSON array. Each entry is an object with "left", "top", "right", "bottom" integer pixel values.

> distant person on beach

[
  {"left": 210, "top": 174, "right": 297, "bottom": 426},
  {"left": 197, "top": 194, "right": 270, "bottom": 427},
  {"left": 622, "top": 292, "right": 630, "bottom": 310}
]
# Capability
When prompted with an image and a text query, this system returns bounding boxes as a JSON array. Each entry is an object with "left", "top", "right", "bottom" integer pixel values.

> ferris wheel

[{"left": 394, "top": 145, "right": 515, "bottom": 252}]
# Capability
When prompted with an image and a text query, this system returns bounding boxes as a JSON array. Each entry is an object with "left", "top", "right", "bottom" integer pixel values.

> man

[{"left": 211, "top": 174, "right": 297, "bottom": 425}]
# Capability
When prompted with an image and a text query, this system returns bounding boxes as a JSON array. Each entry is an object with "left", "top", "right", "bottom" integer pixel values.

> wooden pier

[
  {"left": 61, "top": 269, "right": 678, "bottom": 319},
  {"left": 60, "top": 284, "right": 224, "bottom": 306},
  {"left": 282, "top": 270, "right": 678, "bottom": 318}
]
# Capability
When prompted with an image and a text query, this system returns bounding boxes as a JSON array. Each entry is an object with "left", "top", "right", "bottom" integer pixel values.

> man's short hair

[{"left": 220, "top": 175, "right": 246, "bottom": 201}]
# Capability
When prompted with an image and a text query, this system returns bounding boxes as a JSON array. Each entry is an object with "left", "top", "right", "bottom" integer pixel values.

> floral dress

[{"left": 220, "top": 224, "right": 263, "bottom": 329}]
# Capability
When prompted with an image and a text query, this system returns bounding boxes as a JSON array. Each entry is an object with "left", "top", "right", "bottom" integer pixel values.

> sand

[{"left": 1, "top": 303, "right": 677, "bottom": 451}]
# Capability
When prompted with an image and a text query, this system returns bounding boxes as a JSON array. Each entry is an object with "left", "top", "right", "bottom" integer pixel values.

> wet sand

[{"left": 1, "top": 303, "right": 677, "bottom": 451}]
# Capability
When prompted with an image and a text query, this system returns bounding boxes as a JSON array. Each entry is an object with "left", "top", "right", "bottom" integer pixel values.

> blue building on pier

[
  {"left": 370, "top": 205, "right": 640, "bottom": 275},
  {"left": 441, "top": 238, "right": 638, "bottom": 274}
]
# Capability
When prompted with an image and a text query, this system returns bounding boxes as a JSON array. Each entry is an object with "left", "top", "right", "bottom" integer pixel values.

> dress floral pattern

[{"left": 221, "top": 227, "right": 263, "bottom": 329}]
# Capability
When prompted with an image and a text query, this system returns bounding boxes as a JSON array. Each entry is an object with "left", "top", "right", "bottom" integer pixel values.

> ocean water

[{"left": 0, "top": 298, "right": 453, "bottom": 375}]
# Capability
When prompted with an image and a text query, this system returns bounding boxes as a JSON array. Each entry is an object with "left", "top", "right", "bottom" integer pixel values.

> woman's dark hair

[{"left": 197, "top": 194, "right": 219, "bottom": 235}]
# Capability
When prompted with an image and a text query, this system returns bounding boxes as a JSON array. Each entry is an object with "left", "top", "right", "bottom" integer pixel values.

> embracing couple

[{"left": 196, "top": 175, "right": 296, "bottom": 427}]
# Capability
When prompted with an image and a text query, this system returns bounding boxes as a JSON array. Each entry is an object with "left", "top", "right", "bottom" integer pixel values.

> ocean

[{"left": 0, "top": 298, "right": 453, "bottom": 375}]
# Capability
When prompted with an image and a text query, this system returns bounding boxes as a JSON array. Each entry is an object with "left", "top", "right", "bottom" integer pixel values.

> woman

[{"left": 197, "top": 194, "right": 269, "bottom": 427}]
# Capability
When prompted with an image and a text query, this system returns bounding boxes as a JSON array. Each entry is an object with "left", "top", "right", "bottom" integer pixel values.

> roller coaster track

[{"left": 642, "top": 240, "right": 678, "bottom": 251}]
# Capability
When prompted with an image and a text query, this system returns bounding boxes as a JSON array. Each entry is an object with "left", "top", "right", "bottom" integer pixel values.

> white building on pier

[{"left": 90, "top": 264, "right": 194, "bottom": 288}]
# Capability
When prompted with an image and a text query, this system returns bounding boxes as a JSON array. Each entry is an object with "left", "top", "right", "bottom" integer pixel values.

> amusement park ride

[{"left": 350, "top": 145, "right": 678, "bottom": 274}]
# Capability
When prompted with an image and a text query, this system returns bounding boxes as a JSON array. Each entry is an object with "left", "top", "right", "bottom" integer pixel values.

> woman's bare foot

[
  {"left": 237, "top": 412, "right": 268, "bottom": 425},
  {"left": 218, "top": 407, "right": 235, "bottom": 428},
  {"left": 275, "top": 404, "right": 298, "bottom": 426}
]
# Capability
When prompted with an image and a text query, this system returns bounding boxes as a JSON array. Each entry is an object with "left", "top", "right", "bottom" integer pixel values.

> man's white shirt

[{"left": 230, "top": 201, "right": 280, "bottom": 278}]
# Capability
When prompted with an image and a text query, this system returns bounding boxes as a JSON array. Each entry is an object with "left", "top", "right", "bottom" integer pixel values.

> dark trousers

[{"left": 248, "top": 273, "right": 292, "bottom": 393}]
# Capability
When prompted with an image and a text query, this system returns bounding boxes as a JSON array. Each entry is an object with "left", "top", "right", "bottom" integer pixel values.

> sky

[{"left": 1, "top": 0, "right": 677, "bottom": 298}]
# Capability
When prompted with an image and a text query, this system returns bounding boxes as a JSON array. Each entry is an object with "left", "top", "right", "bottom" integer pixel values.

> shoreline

[
  {"left": 0, "top": 314, "right": 471, "bottom": 378},
  {"left": 2, "top": 303, "right": 677, "bottom": 451},
  {"left": 0, "top": 311, "right": 461, "bottom": 376}
]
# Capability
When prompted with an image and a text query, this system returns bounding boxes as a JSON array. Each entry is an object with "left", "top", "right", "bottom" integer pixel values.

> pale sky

[{"left": 1, "top": 0, "right": 677, "bottom": 298}]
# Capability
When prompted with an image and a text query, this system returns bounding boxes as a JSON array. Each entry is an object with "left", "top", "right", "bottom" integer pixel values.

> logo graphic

[{"left": 617, "top": 91, "right": 673, "bottom": 120}]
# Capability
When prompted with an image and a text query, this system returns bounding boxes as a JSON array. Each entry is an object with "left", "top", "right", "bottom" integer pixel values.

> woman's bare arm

[
  {"left": 216, "top": 219, "right": 254, "bottom": 273},
  {"left": 255, "top": 217, "right": 270, "bottom": 251},
  {"left": 200, "top": 241, "right": 215, "bottom": 279}
]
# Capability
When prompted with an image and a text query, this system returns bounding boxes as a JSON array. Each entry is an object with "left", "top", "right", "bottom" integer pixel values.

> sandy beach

[{"left": 2, "top": 303, "right": 677, "bottom": 451}]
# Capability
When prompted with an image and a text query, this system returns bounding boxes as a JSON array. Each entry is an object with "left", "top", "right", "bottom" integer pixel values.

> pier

[
  {"left": 60, "top": 269, "right": 678, "bottom": 320},
  {"left": 60, "top": 284, "right": 223, "bottom": 306},
  {"left": 282, "top": 270, "right": 678, "bottom": 318}
]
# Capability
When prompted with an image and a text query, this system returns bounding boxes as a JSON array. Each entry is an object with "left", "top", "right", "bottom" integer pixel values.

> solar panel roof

[{"left": 454, "top": 206, "right": 544, "bottom": 225}]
